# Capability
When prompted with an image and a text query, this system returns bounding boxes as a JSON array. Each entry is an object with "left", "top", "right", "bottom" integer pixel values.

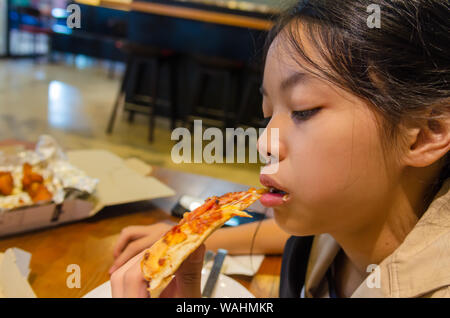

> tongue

[{"left": 260, "top": 192, "right": 285, "bottom": 207}]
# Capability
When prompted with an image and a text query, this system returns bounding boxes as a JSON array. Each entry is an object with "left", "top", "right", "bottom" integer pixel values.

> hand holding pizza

[
  {"left": 111, "top": 244, "right": 205, "bottom": 298},
  {"left": 109, "top": 222, "right": 174, "bottom": 275}
]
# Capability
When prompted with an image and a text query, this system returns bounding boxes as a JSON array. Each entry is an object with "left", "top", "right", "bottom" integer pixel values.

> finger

[
  {"left": 123, "top": 260, "right": 150, "bottom": 298},
  {"left": 113, "top": 226, "right": 153, "bottom": 258},
  {"left": 111, "top": 251, "right": 147, "bottom": 298},
  {"left": 110, "top": 237, "right": 151, "bottom": 274},
  {"left": 175, "top": 244, "right": 205, "bottom": 298},
  {"left": 110, "top": 264, "right": 125, "bottom": 298},
  {"left": 113, "top": 226, "right": 147, "bottom": 259}
]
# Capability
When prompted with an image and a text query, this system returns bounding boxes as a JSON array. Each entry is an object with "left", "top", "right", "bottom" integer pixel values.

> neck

[{"left": 331, "top": 170, "right": 438, "bottom": 285}]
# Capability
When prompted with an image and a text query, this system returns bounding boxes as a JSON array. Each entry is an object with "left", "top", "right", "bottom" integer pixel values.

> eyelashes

[
  {"left": 291, "top": 107, "right": 321, "bottom": 123},
  {"left": 262, "top": 107, "right": 321, "bottom": 126}
]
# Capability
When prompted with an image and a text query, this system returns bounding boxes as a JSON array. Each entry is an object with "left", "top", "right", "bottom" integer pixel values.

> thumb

[{"left": 174, "top": 244, "right": 205, "bottom": 298}]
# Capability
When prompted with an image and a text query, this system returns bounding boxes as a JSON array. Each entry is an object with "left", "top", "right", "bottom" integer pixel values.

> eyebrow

[{"left": 260, "top": 72, "right": 311, "bottom": 96}]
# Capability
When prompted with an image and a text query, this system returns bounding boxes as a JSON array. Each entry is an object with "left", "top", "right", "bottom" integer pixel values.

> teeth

[
  {"left": 269, "top": 187, "right": 285, "bottom": 194},
  {"left": 268, "top": 186, "right": 289, "bottom": 197}
]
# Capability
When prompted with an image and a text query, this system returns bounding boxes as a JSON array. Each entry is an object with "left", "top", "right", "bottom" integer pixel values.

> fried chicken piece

[
  {"left": 21, "top": 163, "right": 52, "bottom": 203},
  {"left": 0, "top": 172, "right": 14, "bottom": 196},
  {"left": 22, "top": 163, "right": 44, "bottom": 190},
  {"left": 28, "top": 182, "right": 52, "bottom": 203}
]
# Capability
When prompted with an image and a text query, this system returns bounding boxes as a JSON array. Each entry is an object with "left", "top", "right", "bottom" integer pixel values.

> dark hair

[{"left": 264, "top": 0, "right": 450, "bottom": 186}]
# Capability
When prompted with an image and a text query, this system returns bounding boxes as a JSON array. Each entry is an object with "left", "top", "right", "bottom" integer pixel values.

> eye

[{"left": 291, "top": 108, "right": 321, "bottom": 123}]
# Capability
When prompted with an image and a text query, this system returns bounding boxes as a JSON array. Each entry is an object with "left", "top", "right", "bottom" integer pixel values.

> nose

[{"left": 257, "top": 117, "right": 286, "bottom": 164}]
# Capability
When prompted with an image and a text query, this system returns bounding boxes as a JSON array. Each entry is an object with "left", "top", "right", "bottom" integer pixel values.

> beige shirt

[{"left": 304, "top": 178, "right": 450, "bottom": 298}]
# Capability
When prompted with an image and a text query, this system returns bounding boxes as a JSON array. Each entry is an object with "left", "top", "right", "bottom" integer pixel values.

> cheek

[{"left": 283, "top": 108, "right": 387, "bottom": 224}]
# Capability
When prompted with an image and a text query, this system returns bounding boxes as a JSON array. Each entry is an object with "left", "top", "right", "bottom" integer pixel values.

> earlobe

[{"left": 405, "top": 118, "right": 450, "bottom": 168}]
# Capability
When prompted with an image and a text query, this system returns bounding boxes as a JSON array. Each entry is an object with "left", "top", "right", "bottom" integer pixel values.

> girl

[{"left": 111, "top": 0, "right": 450, "bottom": 298}]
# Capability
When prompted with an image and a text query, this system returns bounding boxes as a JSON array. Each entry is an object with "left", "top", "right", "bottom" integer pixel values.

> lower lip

[{"left": 260, "top": 192, "right": 289, "bottom": 207}]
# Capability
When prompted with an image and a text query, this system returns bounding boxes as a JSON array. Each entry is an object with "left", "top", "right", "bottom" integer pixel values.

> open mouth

[
  {"left": 268, "top": 187, "right": 290, "bottom": 202},
  {"left": 260, "top": 187, "right": 291, "bottom": 207},
  {"left": 259, "top": 175, "right": 291, "bottom": 206},
  {"left": 268, "top": 187, "right": 288, "bottom": 195}
]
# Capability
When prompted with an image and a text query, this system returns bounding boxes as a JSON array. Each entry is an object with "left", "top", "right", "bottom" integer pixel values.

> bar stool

[
  {"left": 106, "top": 41, "right": 179, "bottom": 142},
  {"left": 185, "top": 54, "right": 245, "bottom": 131}
]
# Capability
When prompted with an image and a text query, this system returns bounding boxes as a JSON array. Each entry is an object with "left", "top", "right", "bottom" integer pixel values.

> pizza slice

[{"left": 141, "top": 187, "right": 267, "bottom": 298}]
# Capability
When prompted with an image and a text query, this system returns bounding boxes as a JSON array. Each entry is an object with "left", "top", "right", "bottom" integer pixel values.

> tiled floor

[{"left": 0, "top": 58, "right": 261, "bottom": 186}]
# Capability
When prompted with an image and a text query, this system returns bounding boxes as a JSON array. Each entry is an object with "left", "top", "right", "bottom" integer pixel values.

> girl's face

[{"left": 258, "top": 34, "right": 399, "bottom": 236}]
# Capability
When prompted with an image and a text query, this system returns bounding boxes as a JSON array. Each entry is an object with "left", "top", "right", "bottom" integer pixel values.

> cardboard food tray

[{"left": 0, "top": 149, "right": 175, "bottom": 238}]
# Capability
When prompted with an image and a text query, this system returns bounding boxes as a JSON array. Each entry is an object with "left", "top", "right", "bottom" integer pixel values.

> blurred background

[{"left": 0, "top": 0, "right": 296, "bottom": 186}]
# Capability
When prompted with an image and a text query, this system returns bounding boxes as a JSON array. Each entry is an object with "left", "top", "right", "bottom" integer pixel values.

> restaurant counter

[{"left": 52, "top": 0, "right": 297, "bottom": 61}]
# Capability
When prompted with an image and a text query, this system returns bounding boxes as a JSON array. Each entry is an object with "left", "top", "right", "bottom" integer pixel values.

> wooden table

[{"left": 0, "top": 142, "right": 281, "bottom": 298}]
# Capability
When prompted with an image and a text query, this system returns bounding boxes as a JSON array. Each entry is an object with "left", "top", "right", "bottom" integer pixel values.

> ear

[{"left": 403, "top": 117, "right": 450, "bottom": 168}]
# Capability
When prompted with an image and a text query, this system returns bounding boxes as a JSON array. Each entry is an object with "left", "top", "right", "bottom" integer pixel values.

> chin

[{"left": 272, "top": 207, "right": 317, "bottom": 237}]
